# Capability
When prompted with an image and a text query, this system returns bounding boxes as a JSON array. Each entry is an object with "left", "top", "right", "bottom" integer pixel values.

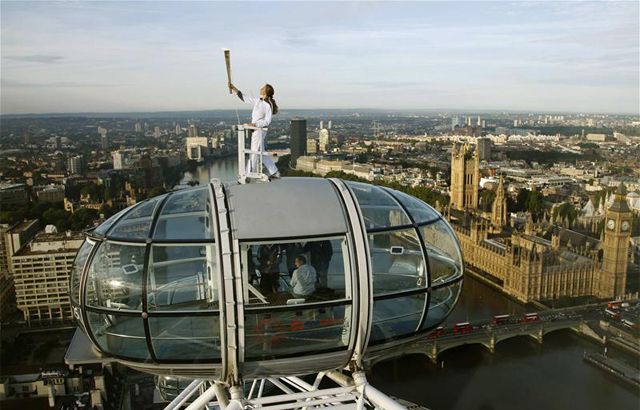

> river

[{"left": 185, "top": 158, "right": 638, "bottom": 409}]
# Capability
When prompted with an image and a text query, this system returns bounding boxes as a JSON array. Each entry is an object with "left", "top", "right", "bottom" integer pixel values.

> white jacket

[{"left": 237, "top": 90, "right": 272, "bottom": 128}]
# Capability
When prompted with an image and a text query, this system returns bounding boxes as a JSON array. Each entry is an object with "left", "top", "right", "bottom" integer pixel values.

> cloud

[{"left": 3, "top": 55, "right": 64, "bottom": 63}]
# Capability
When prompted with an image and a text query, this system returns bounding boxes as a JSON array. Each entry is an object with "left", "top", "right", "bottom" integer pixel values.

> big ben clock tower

[{"left": 599, "top": 182, "right": 632, "bottom": 298}]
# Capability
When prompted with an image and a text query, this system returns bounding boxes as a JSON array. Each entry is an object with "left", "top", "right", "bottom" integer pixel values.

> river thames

[{"left": 183, "top": 157, "right": 639, "bottom": 410}]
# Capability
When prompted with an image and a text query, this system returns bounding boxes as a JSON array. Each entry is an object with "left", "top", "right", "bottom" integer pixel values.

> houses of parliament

[{"left": 447, "top": 143, "right": 633, "bottom": 302}]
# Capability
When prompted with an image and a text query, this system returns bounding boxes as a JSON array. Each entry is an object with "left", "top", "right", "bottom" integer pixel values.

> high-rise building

[
  {"left": 320, "top": 120, "right": 324, "bottom": 130},
  {"left": 476, "top": 137, "right": 492, "bottom": 161},
  {"left": 134, "top": 122, "right": 142, "bottom": 133},
  {"left": 112, "top": 150, "right": 130, "bottom": 170},
  {"left": 188, "top": 124, "right": 199, "bottom": 138},
  {"left": 11, "top": 231, "right": 83, "bottom": 325},
  {"left": 319, "top": 129, "right": 330, "bottom": 153},
  {"left": 98, "top": 127, "right": 109, "bottom": 150},
  {"left": 327, "top": 120, "right": 332, "bottom": 130},
  {"left": 175, "top": 123, "right": 182, "bottom": 135},
  {"left": 67, "top": 155, "right": 85, "bottom": 175},
  {"left": 54, "top": 136, "right": 62, "bottom": 150},
  {"left": 154, "top": 126, "right": 161, "bottom": 139},
  {"left": 450, "top": 143, "right": 479, "bottom": 211},
  {"left": 0, "top": 220, "right": 39, "bottom": 322},
  {"left": 477, "top": 116, "right": 482, "bottom": 126},
  {"left": 289, "top": 118, "right": 307, "bottom": 167}
]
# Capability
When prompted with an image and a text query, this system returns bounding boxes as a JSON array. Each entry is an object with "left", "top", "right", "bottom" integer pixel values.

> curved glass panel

[
  {"left": 109, "top": 195, "right": 166, "bottom": 239},
  {"left": 85, "top": 242, "right": 146, "bottom": 311},
  {"left": 153, "top": 188, "right": 214, "bottom": 240},
  {"left": 422, "top": 281, "right": 462, "bottom": 330},
  {"left": 368, "top": 228, "right": 427, "bottom": 294},
  {"left": 385, "top": 189, "right": 440, "bottom": 224},
  {"left": 70, "top": 240, "right": 93, "bottom": 303},
  {"left": 87, "top": 311, "right": 150, "bottom": 360},
  {"left": 245, "top": 304, "right": 351, "bottom": 360},
  {"left": 94, "top": 208, "right": 129, "bottom": 236},
  {"left": 345, "top": 181, "right": 410, "bottom": 230},
  {"left": 420, "top": 220, "right": 463, "bottom": 285},
  {"left": 242, "top": 237, "right": 350, "bottom": 306},
  {"left": 369, "top": 293, "right": 425, "bottom": 343},
  {"left": 147, "top": 245, "right": 219, "bottom": 311},
  {"left": 149, "top": 316, "right": 221, "bottom": 361}
]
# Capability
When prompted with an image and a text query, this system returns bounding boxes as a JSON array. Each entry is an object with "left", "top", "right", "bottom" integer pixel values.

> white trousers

[{"left": 247, "top": 129, "right": 278, "bottom": 176}]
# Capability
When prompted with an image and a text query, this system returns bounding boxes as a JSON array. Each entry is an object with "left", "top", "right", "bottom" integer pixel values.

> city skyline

[{"left": 1, "top": 1, "right": 639, "bottom": 115}]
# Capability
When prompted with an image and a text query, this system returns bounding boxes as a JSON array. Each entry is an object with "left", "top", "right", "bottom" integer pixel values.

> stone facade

[{"left": 448, "top": 145, "right": 632, "bottom": 302}]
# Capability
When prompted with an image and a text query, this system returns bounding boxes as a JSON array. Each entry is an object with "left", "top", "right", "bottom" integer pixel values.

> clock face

[
  {"left": 607, "top": 219, "right": 615, "bottom": 230},
  {"left": 621, "top": 221, "right": 630, "bottom": 232}
]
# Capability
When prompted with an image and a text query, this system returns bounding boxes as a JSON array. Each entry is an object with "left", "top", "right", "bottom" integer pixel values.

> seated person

[{"left": 290, "top": 256, "right": 317, "bottom": 298}]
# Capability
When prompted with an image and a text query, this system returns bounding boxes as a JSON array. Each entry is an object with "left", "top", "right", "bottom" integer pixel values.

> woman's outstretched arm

[{"left": 229, "top": 83, "right": 259, "bottom": 105}]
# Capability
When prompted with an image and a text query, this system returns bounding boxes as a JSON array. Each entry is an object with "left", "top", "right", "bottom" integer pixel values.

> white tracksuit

[{"left": 238, "top": 92, "right": 278, "bottom": 176}]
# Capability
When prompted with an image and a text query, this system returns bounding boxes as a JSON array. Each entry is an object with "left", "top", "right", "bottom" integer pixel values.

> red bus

[
  {"left": 522, "top": 313, "right": 540, "bottom": 323},
  {"left": 454, "top": 322, "right": 473, "bottom": 334},
  {"left": 428, "top": 326, "right": 445, "bottom": 339},
  {"left": 492, "top": 315, "right": 510, "bottom": 325},
  {"left": 607, "top": 301, "right": 623, "bottom": 310},
  {"left": 605, "top": 309, "right": 620, "bottom": 320}
]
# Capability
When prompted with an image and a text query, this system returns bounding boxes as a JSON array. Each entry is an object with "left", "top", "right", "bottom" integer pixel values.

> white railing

[{"left": 237, "top": 125, "right": 270, "bottom": 184}]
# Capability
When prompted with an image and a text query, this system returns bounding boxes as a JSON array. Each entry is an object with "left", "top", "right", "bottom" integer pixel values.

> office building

[
  {"left": 188, "top": 124, "right": 199, "bottom": 138},
  {"left": 476, "top": 137, "right": 492, "bottom": 161},
  {"left": 289, "top": 118, "right": 307, "bottom": 167},
  {"left": 112, "top": 150, "right": 131, "bottom": 170},
  {"left": 67, "top": 155, "right": 85, "bottom": 175},
  {"left": 154, "top": 126, "right": 161, "bottom": 139},
  {"left": 12, "top": 231, "right": 84, "bottom": 325},
  {"left": 186, "top": 137, "right": 210, "bottom": 161},
  {"left": 0, "top": 183, "right": 29, "bottom": 205}
]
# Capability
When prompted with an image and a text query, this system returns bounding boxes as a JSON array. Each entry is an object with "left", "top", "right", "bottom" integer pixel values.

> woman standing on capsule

[{"left": 229, "top": 83, "right": 280, "bottom": 179}]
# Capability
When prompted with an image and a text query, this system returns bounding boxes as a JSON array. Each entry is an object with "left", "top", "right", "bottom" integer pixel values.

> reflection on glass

[
  {"left": 368, "top": 229, "right": 426, "bottom": 294},
  {"left": 149, "top": 316, "right": 221, "bottom": 360},
  {"left": 87, "top": 311, "right": 149, "bottom": 360},
  {"left": 148, "top": 245, "right": 218, "bottom": 311},
  {"left": 70, "top": 241, "right": 93, "bottom": 303},
  {"left": 244, "top": 304, "right": 351, "bottom": 359},
  {"left": 94, "top": 208, "right": 129, "bottom": 236},
  {"left": 153, "top": 188, "right": 214, "bottom": 240},
  {"left": 345, "top": 181, "right": 410, "bottom": 230},
  {"left": 369, "top": 294, "right": 425, "bottom": 343},
  {"left": 85, "top": 242, "right": 146, "bottom": 311},
  {"left": 385, "top": 189, "right": 440, "bottom": 224},
  {"left": 423, "top": 281, "right": 461, "bottom": 330},
  {"left": 242, "top": 237, "right": 350, "bottom": 306},
  {"left": 420, "top": 220, "right": 463, "bottom": 285},
  {"left": 109, "top": 195, "right": 166, "bottom": 239}
]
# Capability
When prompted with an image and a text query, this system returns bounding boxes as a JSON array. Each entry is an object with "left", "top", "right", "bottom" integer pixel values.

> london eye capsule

[{"left": 69, "top": 177, "right": 462, "bottom": 380}]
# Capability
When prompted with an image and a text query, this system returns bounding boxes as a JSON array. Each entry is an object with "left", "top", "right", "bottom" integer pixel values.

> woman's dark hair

[{"left": 264, "top": 84, "right": 278, "bottom": 115}]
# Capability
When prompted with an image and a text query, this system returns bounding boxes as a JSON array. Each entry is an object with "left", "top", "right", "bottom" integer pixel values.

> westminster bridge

[{"left": 366, "top": 300, "right": 640, "bottom": 366}]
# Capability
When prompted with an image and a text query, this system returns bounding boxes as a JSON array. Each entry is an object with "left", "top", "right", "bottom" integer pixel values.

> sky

[{"left": 1, "top": 1, "right": 638, "bottom": 114}]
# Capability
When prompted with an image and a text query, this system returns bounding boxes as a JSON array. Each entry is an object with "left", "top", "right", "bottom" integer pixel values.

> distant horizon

[
  {"left": 2, "top": 2, "right": 638, "bottom": 114},
  {"left": 1, "top": 106, "right": 638, "bottom": 118}
]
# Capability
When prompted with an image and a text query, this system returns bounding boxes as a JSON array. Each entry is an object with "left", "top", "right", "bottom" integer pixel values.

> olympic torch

[{"left": 223, "top": 48, "right": 232, "bottom": 94}]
